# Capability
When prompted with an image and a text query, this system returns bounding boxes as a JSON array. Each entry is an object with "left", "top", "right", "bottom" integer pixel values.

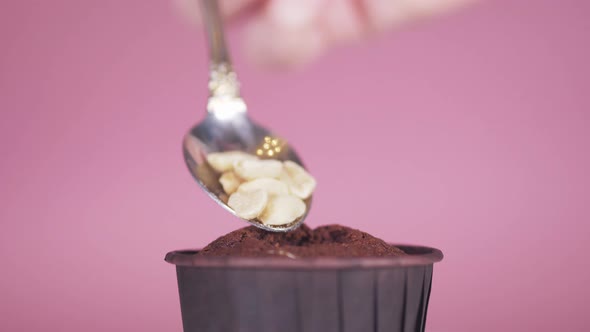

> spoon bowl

[
  {"left": 182, "top": 0, "right": 312, "bottom": 232},
  {"left": 183, "top": 113, "right": 311, "bottom": 232}
]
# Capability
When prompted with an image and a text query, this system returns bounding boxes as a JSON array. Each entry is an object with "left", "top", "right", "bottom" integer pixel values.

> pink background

[{"left": 1, "top": 0, "right": 589, "bottom": 331}]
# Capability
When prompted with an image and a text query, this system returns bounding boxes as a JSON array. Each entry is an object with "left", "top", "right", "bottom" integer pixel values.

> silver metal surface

[{"left": 182, "top": 0, "right": 311, "bottom": 232}]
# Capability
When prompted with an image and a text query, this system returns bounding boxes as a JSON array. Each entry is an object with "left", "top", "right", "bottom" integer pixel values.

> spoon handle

[
  {"left": 201, "top": 0, "right": 230, "bottom": 66},
  {"left": 201, "top": 0, "right": 243, "bottom": 105}
]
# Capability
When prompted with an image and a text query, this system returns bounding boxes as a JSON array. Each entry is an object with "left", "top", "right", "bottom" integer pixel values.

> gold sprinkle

[
  {"left": 264, "top": 136, "right": 271, "bottom": 143},
  {"left": 256, "top": 149, "right": 263, "bottom": 155},
  {"left": 271, "top": 139, "right": 278, "bottom": 146},
  {"left": 267, "top": 150, "right": 274, "bottom": 156},
  {"left": 263, "top": 143, "right": 270, "bottom": 149},
  {"left": 275, "top": 147, "right": 281, "bottom": 152}
]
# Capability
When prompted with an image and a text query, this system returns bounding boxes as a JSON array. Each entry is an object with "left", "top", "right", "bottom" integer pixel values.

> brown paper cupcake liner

[{"left": 165, "top": 244, "right": 443, "bottom": 332}]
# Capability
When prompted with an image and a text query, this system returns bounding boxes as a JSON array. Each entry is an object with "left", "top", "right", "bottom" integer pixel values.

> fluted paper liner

[{"left": 165, "top": 244, "right": 443, "bottom": 332}]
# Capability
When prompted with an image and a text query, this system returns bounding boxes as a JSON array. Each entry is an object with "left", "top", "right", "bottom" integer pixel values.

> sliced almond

[
  {"left": 234, "top": 159, "right": 283, "bottom": 180},
  {"left": 280, "top": 160, "right": 317, "bottom": 199},
  {"left": 228, "top": 189, "right": 268, "bottom": 220},
  {"left": 238, "top": 178, "right": 289, "bottom": 196},
  {"left": 259, "top": 194, "right": 306, "bottom": 226},
  {"left": 206, "top": 151, "right": 258, "bottom": 173},
  {"left": 219, "top": 171, "right": 242, "bottom": 195}
]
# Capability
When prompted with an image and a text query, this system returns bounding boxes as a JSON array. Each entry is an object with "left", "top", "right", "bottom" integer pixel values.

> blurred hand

[{"left": 175, "top": 0, "right": 475, "bottom": 67}]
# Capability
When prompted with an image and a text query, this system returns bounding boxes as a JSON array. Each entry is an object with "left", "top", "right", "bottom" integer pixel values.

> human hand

[{"left": 175, "top": 0, "right": 476, "bottom": 68}]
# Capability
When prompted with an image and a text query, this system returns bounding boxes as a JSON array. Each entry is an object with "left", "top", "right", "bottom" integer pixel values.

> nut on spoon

[{"left": 182, "top": 0, "right": 312, "bottom": 232}]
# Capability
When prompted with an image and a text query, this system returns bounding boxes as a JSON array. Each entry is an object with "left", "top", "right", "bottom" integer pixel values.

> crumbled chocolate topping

[{"left": 197, "top": 224, "right": 405, "bottom": 258}]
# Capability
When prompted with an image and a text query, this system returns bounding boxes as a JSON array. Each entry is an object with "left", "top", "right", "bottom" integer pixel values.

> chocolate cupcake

[{"left": 165, "top": 225, "right": 443, "bottom": 332}]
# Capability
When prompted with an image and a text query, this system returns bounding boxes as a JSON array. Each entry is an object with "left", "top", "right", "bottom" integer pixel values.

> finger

[
  {"left": 243, "top": 0, "right": 477, "bottom": 67},
  {"left": 266, "top": 0, "right": 323, "bottom": 29},
  {"left": 362, "top": 0, "right": 478, "bottom": 31},
  {"left": 243, "top": 14, "right": 325, "bottom": 68},
  {"left": 320, "top": 0, "right": 366, "bottom": 45},
  {"left": 243, "top": 0, "right": 326, "bottom": 67}
]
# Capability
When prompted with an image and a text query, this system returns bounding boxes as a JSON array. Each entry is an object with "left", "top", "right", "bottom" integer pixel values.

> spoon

[{"left": 182, "top": 0, "right": 312, "bottom": 232}]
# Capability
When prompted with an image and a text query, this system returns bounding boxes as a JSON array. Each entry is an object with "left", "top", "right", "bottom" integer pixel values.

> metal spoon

[{"left": 182, "top": 0, "right": 312, "bottom": 232}]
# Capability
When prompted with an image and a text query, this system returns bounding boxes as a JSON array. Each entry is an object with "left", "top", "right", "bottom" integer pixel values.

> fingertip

[
  {"left": 362, "top": 0, "right": 479, "bottom": 31},
  {"left": 320, "top": 0, "right": 367, "bottom": 45},
  {"left": 243, "top": 17, "right": 326, "bottom": 69},
  {"left": 266, "top": 0, "right": 323, "bottom": 29}
]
